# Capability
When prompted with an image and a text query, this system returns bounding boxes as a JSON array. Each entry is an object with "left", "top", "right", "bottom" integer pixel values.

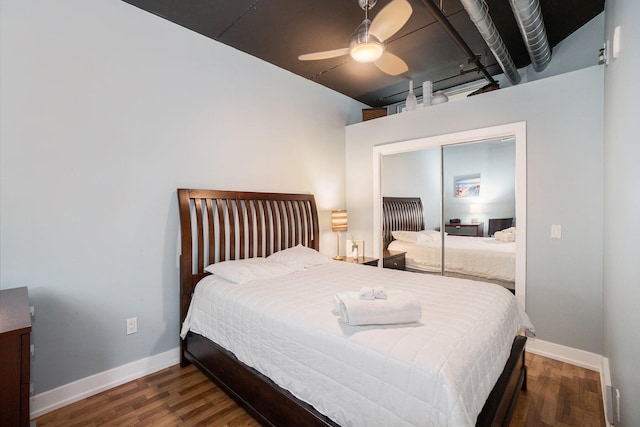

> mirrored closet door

[
  {"left": 373, "top": 123, "right": 526, "bottom": 308},
  {"left": 442, "top": 139, "right": 516, "bottom": 291}
]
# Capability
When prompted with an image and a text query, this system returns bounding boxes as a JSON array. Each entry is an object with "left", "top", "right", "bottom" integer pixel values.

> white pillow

[
  {"left": 419, "top": 230, "right": 445, "bottom": 240},
  {"left": 494, "top": 230, "right": 516, "bottom": 242},
  {"left": 391, "top": 230, "right": 429, "bottom": 243},
  {"left": 204, "top": 257, "right": 293, "bottom": 284},
  {"left": 266, "top": 244, "right": 331, "bottom": 270}
]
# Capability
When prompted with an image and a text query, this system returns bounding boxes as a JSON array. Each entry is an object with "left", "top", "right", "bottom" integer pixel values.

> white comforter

[
  {"left": 388, "top": 236, "right": 516, "bottom": 282},
  {"left": 181, "top": 261, "right": 531, "bottom": 427}
]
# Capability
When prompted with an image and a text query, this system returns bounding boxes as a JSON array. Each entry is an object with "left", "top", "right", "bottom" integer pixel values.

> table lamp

[{"left": 331, "top": 210, "right": 348, "bottom": 260}]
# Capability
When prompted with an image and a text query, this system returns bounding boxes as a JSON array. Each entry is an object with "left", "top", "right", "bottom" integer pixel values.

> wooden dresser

[
  {"left": 0, "top": 287, "right": 32, "bottom": 427},
  {"left": 445, "top": 222, "right": 484, "bottom": 237}
]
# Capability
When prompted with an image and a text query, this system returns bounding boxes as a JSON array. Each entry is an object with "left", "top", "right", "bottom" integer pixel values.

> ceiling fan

[{"left": 298, "top": 0, "right": 413, "bottom": 76}]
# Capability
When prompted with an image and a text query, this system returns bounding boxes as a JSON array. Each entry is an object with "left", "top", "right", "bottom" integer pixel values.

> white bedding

[
  {"left": 388, "top": 235, "right": 516, "bottom": 282},
  {"left": 181, "top": 261, "right": 531, "bottom": 427}
]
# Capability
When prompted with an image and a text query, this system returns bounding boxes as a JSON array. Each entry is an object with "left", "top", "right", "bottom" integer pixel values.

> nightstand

[
  {"left": 345, "top": 256, "right": 379, "bottom": 266},
  {"left": 383, "top": 250, "right": 406, "bottom": 270}
]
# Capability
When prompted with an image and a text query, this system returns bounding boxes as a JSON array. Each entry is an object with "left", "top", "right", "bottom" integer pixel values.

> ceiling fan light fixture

[
  {"left": 350, "top": 41, "right": 385, "bottom": 62},
  {"left": 349, "top": 20, "right": 385, "bottom": 63},
  {"left": 298, "top": 0, "right": 410, "bottom": 73}
]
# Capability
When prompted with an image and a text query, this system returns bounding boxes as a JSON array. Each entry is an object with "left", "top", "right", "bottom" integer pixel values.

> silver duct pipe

[
  {"left": 509, "top": 0, "right": 551, "bottom": 72},
  {"left": 458, "top": 0, "right": 521, "bottom": 85}
]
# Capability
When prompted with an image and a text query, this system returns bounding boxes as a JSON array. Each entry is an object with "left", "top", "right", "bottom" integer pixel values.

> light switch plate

[
  {"left": 613, "top": 26, "right": 621, "bottom": 59},
  {"left": 551, "top": 224, "right": 562, "bottom": 239}
]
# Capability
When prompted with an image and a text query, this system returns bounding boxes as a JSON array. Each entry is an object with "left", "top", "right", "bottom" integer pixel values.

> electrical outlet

[{"left": 126, "top": 317, "right": 137, "bottom": 335}]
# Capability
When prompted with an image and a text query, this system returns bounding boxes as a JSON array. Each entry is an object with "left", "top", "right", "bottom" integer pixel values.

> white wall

[
  {"left": 603, "top": 0, "right": 640, "bottom": 424},
  {"left": 345, "top": 66, "right": 604, "bottom": 355},
  {"left": 0, "top": 0, "right": 365, "bottom": 394}
]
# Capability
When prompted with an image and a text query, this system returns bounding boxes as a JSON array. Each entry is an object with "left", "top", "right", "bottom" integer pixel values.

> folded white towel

[
  {"left": 334, "top": 291, "right": 421, "bottom": 326},
  {"left": 373, "top": 285, "right": 387, "bottom": 300},
  {"left": 358, "top": 286, "right": 375, "bottom": 300}
]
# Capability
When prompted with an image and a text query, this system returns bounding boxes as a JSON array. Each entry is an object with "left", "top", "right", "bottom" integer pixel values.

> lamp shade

[{"left": 331, "top": 210, "right": 348, "bottom": 232}]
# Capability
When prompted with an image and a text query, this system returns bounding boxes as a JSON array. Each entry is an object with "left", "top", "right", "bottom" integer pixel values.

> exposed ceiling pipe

[
  {"left": 419, "top": 0, "right": 496, "bottom": 85},
  {"left": 458, "top": 0, "right": 521, "bottom": 85},
  {"left": 509, "top": 0, "right": 551, "bottom": 72}
]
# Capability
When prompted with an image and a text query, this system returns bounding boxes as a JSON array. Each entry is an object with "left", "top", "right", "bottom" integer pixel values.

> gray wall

[
  {"left": 345, "top": 65, "right": 604, "bottom": 354},
  {"left": 0, "top": 0, "right": 365, "bottom": 394},
  {"left": 603, "top": 0, "right": 640, "bottom": 424}
]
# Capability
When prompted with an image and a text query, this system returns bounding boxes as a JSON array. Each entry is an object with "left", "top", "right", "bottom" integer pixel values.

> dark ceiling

[{"left": 122, "top": 0, "right": 604, "bottom": 107}]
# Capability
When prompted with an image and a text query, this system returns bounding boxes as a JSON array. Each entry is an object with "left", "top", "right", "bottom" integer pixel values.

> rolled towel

[
  {"left": 358, "top": 286, "right": 375, "bottom": 300},
  {"left": 335, "top": 291, "right": 421, "bottom": 326},
  {"left": 373, "top": 285, "right": 387, "bottom": 300}
]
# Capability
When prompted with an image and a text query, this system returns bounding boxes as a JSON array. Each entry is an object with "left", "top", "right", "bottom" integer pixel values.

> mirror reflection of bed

[
  {"left": 381, "top": 137, "right": 517, "bottom": 292},
  {"left": 383, "top": 196, "right": 516, "bottom": 292}
]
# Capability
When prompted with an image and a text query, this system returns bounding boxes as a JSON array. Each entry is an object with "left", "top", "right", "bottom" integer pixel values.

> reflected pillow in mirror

[
  {"left": 391, "top": 230, "right": 429, "bottom": 243},
  {"left": 419, "top": 230, "right": 446, "bottom": 240},
  {"left": 494, "top": 228, "right": 516, "bottom": 242}
]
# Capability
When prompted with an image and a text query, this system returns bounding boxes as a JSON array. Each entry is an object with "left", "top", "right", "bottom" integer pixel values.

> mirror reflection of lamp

[
  {"left": 470, "top": 204, "right": 482, "bottom": 224},
  {"left": 331, "top": 210, "right": 348, "bottom": 260}
]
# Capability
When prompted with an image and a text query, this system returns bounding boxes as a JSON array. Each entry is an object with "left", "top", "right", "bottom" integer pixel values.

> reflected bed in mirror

[
  {"left": 373, "top": 122, "right": 526, "bottom": 309},
  {"left": 383, "top": 197, "right": 515, "bottom": 291}
]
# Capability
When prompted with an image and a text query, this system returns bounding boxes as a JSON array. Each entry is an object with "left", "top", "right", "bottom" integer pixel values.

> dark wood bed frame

[
  {"left": 382, "top": 197, "right": 426, "bottom": 249},
  {"left": 178, "top": 189, "right": 526, "bottom": 427}
]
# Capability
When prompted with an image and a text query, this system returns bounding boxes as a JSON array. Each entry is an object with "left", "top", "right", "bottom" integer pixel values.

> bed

[
  {"left": 178, "top": 189, "right": 529, "bottom": 427},
  {"left": 383, "top": 197, "right": 516, "bottom": 288}
]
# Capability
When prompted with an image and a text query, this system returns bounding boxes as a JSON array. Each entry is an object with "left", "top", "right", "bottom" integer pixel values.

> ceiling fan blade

[
  {"left": 374, "top": 51, "right": 408, "bottom": 76},
  {"left": 298, "top": 48, "right": 350, "bottom": 61},
  {"left": 369, "top": 0, "right": 412, "bottom": 42}
]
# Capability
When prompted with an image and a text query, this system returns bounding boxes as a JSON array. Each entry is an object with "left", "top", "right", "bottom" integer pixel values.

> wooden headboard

[
  {"left": 382, "top": 197, "right": 425, "bottom": 249},
  {"left": 177, "top": 189, "right": 319, "bottom": 337}
]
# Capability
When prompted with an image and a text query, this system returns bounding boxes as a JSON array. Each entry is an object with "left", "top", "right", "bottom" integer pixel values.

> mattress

[
  {"left": 388, "top": 236, "right": 516, "bottom": 282},
  {"left": 181, "top": 261, "right": 531, "bottom": 427}
]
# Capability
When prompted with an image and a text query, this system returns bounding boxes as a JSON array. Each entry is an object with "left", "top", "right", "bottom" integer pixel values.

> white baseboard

[
  {"left": 30, "top": 347, "right": 180, "bottom": 419},
  {"left": 525, "top": 338, "right": 602, "bottom": 371},
  {"left": 601, "top": 357, "right": 614, "bottom": 427}
]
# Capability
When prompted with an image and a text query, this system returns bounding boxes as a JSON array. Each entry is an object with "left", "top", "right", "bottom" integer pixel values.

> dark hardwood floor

[
  {"left": 35, "top": 352, "right": 605, "bottom": 426},
  {"left": 511, "top": 353, "right": 606, "bottom": 427}
]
